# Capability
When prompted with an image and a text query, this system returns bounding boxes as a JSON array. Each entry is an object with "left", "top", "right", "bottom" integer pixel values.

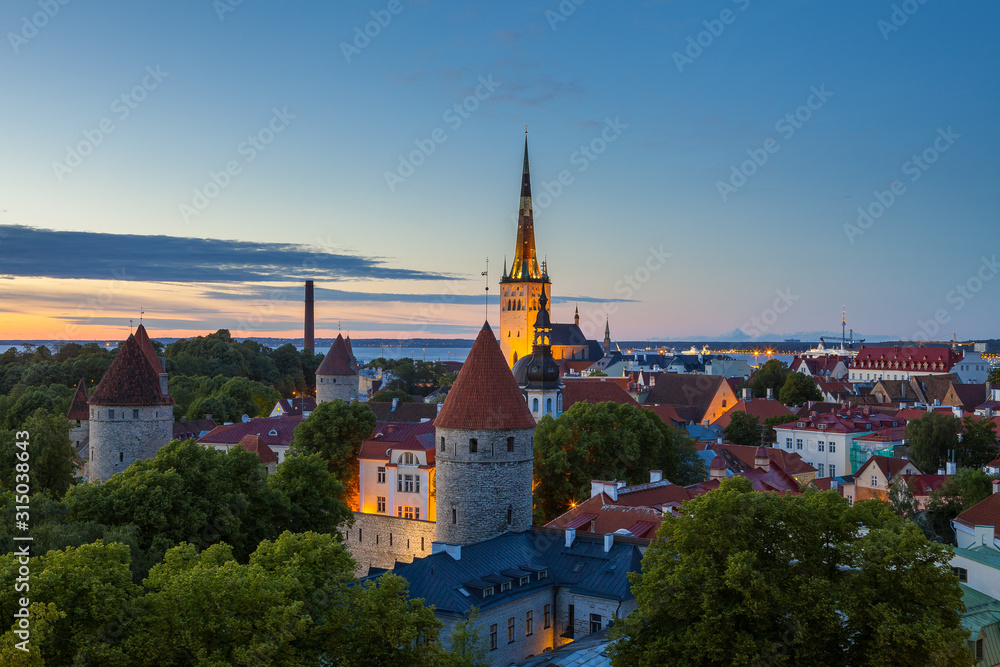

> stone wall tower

[
  {"left": 316, "top": 333, "right": 358, "bottom": 404},
  {"left": 87, "top": 325, "right": 173, "bottom": 482},
  {"left": 434, "top": 322, "right": 537, "bottom": 546},
  {"left": 67, "top": 378, "right": 90, "bottom": 451},
  {"left": 500, "top": 134, "right": 551, "bottom": 368}
]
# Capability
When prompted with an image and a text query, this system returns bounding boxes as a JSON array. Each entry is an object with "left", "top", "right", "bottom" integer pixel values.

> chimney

[
  {"left": 993, "top": 480, "right": 1000, "bottom": 495},
  {"left": 766, "top": 388, "right": 773, "bottom": 400},
  {"left": 901, "top": 383, "right": 906, "bottom": 399},
  {"left": 603, "top": 481, "right": 619, "bottom": 502},
  {"left": 603, "top": 533, "right": 614, "bottom": 553},
  {"left": 205, "top": 414, "right": 213, "bottom": 422},
  {"left": 391, "top": 397, "right": 399, "bottom": 410},
  {"left": 304, "top": 281, "right": 315, "bottom": 354},
  {"left": 590, "top": 480, "right": 604, "bottom": 498},
  {"left": 742, "top": 387, "right": 751, "bottom": 401},
  {"left": 159, "top": 372, "right": 169, "bottom": 396},
  {"left": 754, "top": 446, "right": 770, "bottom": 472},
  {"left": 431, "top": 542, "right": 461, "bottom": 560},
  {"left": 436, "top": 402, "right": 443, "bottom": 413},
  {"left": 937, "top": 468, "right": 946, "bottom": 475},
  {"left": 650, "top": 470, "right": 663, "bottom": 483},
  {"left": 946, "top": 461, "right": 957, "bottom": 475},
  {"left": 565, "top": 528, "right": 576, "bottom": 548}
]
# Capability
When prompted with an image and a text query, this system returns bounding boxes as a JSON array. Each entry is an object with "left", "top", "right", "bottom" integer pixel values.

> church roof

[
  {"left": 435, "top": 322, "right": 536, "bottom": 430},
  {"left": 505, "top": 135, "right": 543, "bottom": 282},
  {"left": 316, "top": 334, "right": 357, "bottom": 376},
  {"left": 89, "top": 334, "right": 174, "bottom": 407},
  {"left": 67, "top": 378, "right": 90, "bottom": 420}
]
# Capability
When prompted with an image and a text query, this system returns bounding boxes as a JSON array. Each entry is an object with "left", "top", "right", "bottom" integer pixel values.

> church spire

[
  {"left": 604, "top": 318, "right": 612, "bottom": 355},
  {"left": 509, "top": 132, "right": 541, "bottom": 281}
]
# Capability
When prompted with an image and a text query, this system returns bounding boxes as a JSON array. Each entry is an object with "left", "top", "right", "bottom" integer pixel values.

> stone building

[
  {"left": 67, "top": 378, "right": 90, "bottom": 452},
  {"left": 434, "top": 322, "right": 537, "bottom": 547},
  {"left": 315, "top": 333, "right": 358, "bottom": 404},
  {"left": 87, "top": 325, "right": 173, "bottom": 482}
]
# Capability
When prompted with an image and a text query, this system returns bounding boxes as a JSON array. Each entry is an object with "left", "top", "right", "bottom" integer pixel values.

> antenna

[
  {"left": 482, "top": 258, "right": 489, "bottom": 320},
  {"left": 140, "top": 307, "right": 144, "bottom": 324},
  {"left": 129, "top": 318, "right": 134, "bottom": 334},
  {"left": 842, "top": 305, "right": 846, "bottom": 351}
]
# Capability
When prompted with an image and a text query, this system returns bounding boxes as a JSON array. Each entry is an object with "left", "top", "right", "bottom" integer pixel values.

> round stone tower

[
  {"left": 87, "top": 326, "right": 173, "bottom": 482},
  {"left": 434, "top": 322, "right": 537, "bottom": 546},
  {"left": 316, "top": 333, "right": 358, "bottom": 404}
]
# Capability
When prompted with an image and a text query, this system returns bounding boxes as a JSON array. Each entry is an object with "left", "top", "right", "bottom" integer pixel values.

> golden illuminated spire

[{"left": 509, "top": 132, "right": 542, "bottom": 281}]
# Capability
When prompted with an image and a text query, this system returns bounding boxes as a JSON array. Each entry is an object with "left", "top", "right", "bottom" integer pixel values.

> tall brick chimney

[{"left": 304, "top": 280, "right": 315, "bottom": 354}]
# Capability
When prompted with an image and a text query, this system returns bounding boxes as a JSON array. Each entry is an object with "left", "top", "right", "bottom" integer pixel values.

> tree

[
  {"left": 959, "top": 416, "right": 998, "bottom": 468},
  {"left": 533, "top": 401, "right": 704, "bottom": 523},
  {"left": 723, "top": 411, "right": 763, "bottom": 448},
  {"left": 609, "top": 478, "right": 974, "bottom": 667},
  {"left": 290, "top": 399, "right": 377, "bottom": 503},
  {"left": 441, "top": 609, "right": 491, "bottom": 667},
  {"left": 751, "top": 359, "right": 788, "bottom": 398},
  {"left": 925, "top": 467, "right": 999, "bottom": 541},
  {"left": 778, "top": 372, "right": 822, "bottom": 406},
  {"left": 887, "top": 475, "right": 918, "bottom": 518},
  {"left": 0, "top": 410, "right": 78, "bottom": 498},
  {"left": 268, "top": 453, "right": 354, "bottom": 535},
  {"left": 989, "top": 366, "right": 1000, "bottom": 385},
  {"left": 763, "top": 414, "right": 798, "bottom": 443},
  {"left": 370, "top": 389, "right": 415, "bottom": 403},
  {"left": 907, "top": 412, "right": 959, "bottom": 473}
]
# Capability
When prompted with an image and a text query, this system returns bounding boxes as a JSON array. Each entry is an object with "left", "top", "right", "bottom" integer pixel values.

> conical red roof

[
  {"left": 345, "top": 335, "right": 354, "bottom": 357},
  {"left": 89, "top": 335, "right": 174, "bottom": 406},
  {"left": 316, "top": 334, "right": 357, "bottom": 376},
  {"left": 435, "top": 322, "right": 535, "bottom": 430},
  {"left": 237, "top": 434, "right": 278, "bottom": 464},
  {"left": 67, "top": 378, "right": 90, "bottom": 420},
  {"left": 134, "top": 324, "right": 163, "bottom": 373}
]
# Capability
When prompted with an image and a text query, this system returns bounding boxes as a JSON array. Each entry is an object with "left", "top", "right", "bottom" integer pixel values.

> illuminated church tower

[{"left": 499, "top": 134, "right": 551, "bottom": 367}]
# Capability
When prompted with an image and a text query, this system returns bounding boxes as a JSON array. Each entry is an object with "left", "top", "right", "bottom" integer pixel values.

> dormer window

[
  {"left": 797, "top": 422, "right": 805, "bottom": 428},
  {"left": 483, "top": 587, "right": 495, "bottom": 598},
  {"left": 268, "top": 429, "right": 278, "bottom": 437},
  {"left": 519, "top": 575, "right": 530, "bottom": 586},
  {"left": 538, "top": 569, "right": 548, "bottom": 580},
  {"left": 501, "top": 581, "right": 512, "bottom": 592}
]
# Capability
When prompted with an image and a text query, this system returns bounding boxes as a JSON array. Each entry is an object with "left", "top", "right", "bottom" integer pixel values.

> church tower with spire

[
  {"left": 499, "top": 134, "right": 551, "bottom": 368},
  {"left": 522, "top": 292, "right": 563, "bottom": 421}
]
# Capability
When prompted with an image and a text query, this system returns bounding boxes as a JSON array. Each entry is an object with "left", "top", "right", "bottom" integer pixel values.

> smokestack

[{"left": 304, "top": 281, "right": 315, "bottom": 354}]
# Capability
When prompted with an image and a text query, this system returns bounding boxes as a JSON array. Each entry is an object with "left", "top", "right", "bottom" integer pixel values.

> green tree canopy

[
  {"left": 370, "top": 389, "right": 415, "bottom": 403},
  {"left": 533, "top": 401, "right": 704, "bottom": 523},
  {"left": 723, "top": 410, "right": 762, "bottom": 448},
  {"left": 778, "top": 371, "right": 823, "bottom": 406},
  {"left": 268, "top": 453, "right": 354, "bottom": 535},
  {"left": 925, "top": 467, "right": 1000, "bottom": 541},
  {"left": 959, "top": 416, "right": 998, "bottom": 468},
  {"left": 0, "top": 410, "right": 78, "bottom": 497},
  {"left": 907, "top": 412, "right": 960, "bottom": 473},
  {"left": 609, "top": 477, "right": 973, "bottom": 667},
  {"left": 751, "top": 359, "right": 789, "bottom": 399},
  {"left": 290, "top": 399, "right": 377, "bottom": 503}
]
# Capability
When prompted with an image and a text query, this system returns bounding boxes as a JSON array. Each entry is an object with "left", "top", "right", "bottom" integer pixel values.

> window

[
  {"left": 953, "top": 567, "right": 968, "bottom": 583},
  {"left": 785, "top": 437, "right": 792, "bottom": 450},
  {"left": 507, "top": 436, "right": 515, "bottom": 452},
  {"left": 546, "top": 397, "right": 552, "bottom": 413},
  {"left": 526, "top": 610, "right": 533, "bottom": 636},
  {"left": 829, "top": 465, "right": 836, "bottom": 478},
  {"left": 403, "top": 475, "right": 415, "bottom": 493},
  {"left": 519, "top": 575, "right": 529, "bottom": 586},
  {"left": 501, "top": 581, "right": 512, "bottom": 592},
  {"left": 358, "top": 528, "right": 362, "bottom": 542},
  {"left": 507, "top": 506, "right": 513, "bottom": 525},
  {"left": 590, "top": 613, "right": 602, "bottom": 634},
  {"left": 483, "top": 587, "right": 494, "bottom": 598},
  {"left": 508, "top": 617, "right": 515, "bottom": 643},
  {"left": 871, "top": 475, "right": 878, "bottom": 487},
  {"left": 818, "top": 441, "right": 825, "bottom": 452},
  {"left": 567, "top": 605, "right": 575, "bottom": 638},
  {"left": 133, "top": 409, "right": 139, "bottom": 419},
  {"left": 452, "top": 508, "right": 457, "bottom": 524},
  {"left": 377, "top": 466, "right": 386, "bottom": 483},
  {"left": 544, "top": 604, "right": 551, "bottom": 629},
  {"left": 490, "top": 624, "right": 497, "bottom": 651},
  {"left": 119, "top": 452, "right": 124, "bottom": 463},
  {"left": 818, "top": 463, "right": 824, "bottom": 477},
  {"left": 532, "top": 397, "right": 539, "bottom": 412},
  {"left": 976, "top": 638, "right": 984, "bottom": 661},
  {"left": 440, "top": 436, "right": 445, "bottom": 452},
  {"left": 377, "top": 497, "right": 386, "bottom": 513},
  {"left": 404, "top": 452, "right": 414, "bottom": 465},
  {"left": 109, "top": 409, "right": 115, "bottom": 419},
  {"left": 405, "top": 507, "right": 415, "bottom": 520},
  {"left": 829, "top": 442, "right": 836, "bottom": 453},
  {"left": 796, "top": 439, "right": 803, "bottom": 450},
  {"left": 397, "top": 474, "right": 403, "bottom": 492},
  {"left": 538, "top": 569, "right": 547, "bottom": 580},
  {"left": 469, "top": 438, "right": 477, "bottom": 453}
]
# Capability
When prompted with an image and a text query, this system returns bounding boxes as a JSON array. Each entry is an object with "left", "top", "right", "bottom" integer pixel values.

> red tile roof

[
  {"left": 903, "top": 473, "right": 950, "bottom": 497},
  {"left": 561, "top": 378, "right": 639, "bottom": 410},
  {"left": 67, "top": 379, "right": 89, "bottom": 420},
  {"left": 435, "top": 323, "right": 536, "bottom": 430},
  {"left": 88, "top": 335, "right": 174, "bottom": 407},
  {"left": 857, "top": 454, "right": 925, "bottom": 481},
  {"left": 133, "top": 324, "right": 163, "bottom": 373},
  {"left": 198, "top": 416, "right": 302, "bottom": 447},
  {"left": 851, "top": 345, "right": 961, "bottom": 372},
  {"left": 894, "top": 407, "right": 955, "bottom": 421},
  {"left": 643, "top": 404, "right": 687, "bottom": 425},
  {"left": 316, "top": 334, "right": 357, "bottom": 376},
  {"left": 950, "top": 383, "right": 990, "bottom": 410},
  {"left": 954, "top": 492, "right": 1000, "bottom": 532},
  {"left": 367, "top": 401, "right": 439, "bottom": 422},
  {"left": 236, "top": 434, "right": 278, "bottom": 464},
  {"left": 359, "top": 420, "right": 437, "bottom": 461},
  {"left": 545, "top": 492, "right": 664, "bottom": 539},
  {"left": 643, "top": 374, "right": 727, "bottom": 418},
  {"left": 711, "top": 399, "right": 793, "bottom": 429}
]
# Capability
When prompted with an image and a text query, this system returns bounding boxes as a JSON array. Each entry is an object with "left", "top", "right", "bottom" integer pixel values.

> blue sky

[{"left": 0, "top": 0, "right": 997, "bottom": 342}]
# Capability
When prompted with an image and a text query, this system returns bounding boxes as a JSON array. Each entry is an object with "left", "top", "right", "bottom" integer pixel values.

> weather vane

[
  {"left": 129, "top": 318, "right": 133, "bottom": 333},
  {"left": 482, "top": 258, "right": 489, "bottom": 320}
]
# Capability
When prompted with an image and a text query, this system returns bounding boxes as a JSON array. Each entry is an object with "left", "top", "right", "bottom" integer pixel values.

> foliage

[
  {"left": 290, "top": 399, "right": 377, "bottom": 503},
  {"left": 186, "top": 375, "right": 281, "bottom": 422},
  {"left": 906, "top": 412, "right": 960, "bottom": 472},
  {"left": 370, "top": 389, "right": 415, "bottom": 403},
  {"left": 363, "top": 357, "right": 454, "bottom": 397},
  {"left": 887, "top": 475, "right": 918, "bottom": 518},
  {"left": 751, "top": 359, "right": 789, "bottom": 398},
  {"left": 533, "top": 401, "right": 704, "bottom": 523},
  {"left": 778, "top": 371, "right": 822, "bottom": 405},
  {"left": 0, "top": 385, "right": 75, "bottom": 431},
  {"left": 723, "top": 411, "right": 762, "bottom": 448},
  {"left": 268, "top": 453, "right": 354, "bottom": 535},
  {"left": 959, "top": 416, "right": 998, "bottom": 468},
  {"left": 608, "top": 478, "right": 974, "bottom": 667},
  {"left": 989, "top": 366, "right": 1000, "bottom": 385},
  {"left": 925, "top": 467, "right": 1000, "bottom": 541},
  {"left": 0, "top": 410, "right": 78, "bottom": 497},
  {"left": 763, "top": 413, "right": 798, "bottom": 443},
  {"left": 442, "top": 609, "right": 491, "bottom": 667}
]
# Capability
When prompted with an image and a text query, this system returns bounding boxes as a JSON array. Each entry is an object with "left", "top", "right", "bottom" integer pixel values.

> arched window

[
  {"left": 532, "top": 398, "right": 539, "bottom": 412},
  {"left": 546, "top": 397, "right": 552, "bottom": 413},
  {"left": 440, "top": 436, "right": 445, "bottom": 452}
]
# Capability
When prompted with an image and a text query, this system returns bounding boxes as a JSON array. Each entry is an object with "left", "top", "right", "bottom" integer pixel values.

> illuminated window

[
  {"left": 377, "top": 497, "right": 385, "bottom": 513},
  {"left": 377, "top": 467, "right": 386, "bottom": 483}
]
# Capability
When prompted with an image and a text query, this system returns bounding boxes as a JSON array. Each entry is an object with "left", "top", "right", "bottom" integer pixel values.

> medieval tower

[
  {"left": 315, "top": 333, "right": 358, "bottom": 404},
  {"left": 67, "top": 378, "right": 90, "bottom": 451},
  {"left": 87, "top": 325, "right": 173, "bottom": 482},
  {"left": 499, "top": 135, "right": 551, "bottom": 368},
  {"left": 434, "top": 322, "right": 536, "bottom": 546}
]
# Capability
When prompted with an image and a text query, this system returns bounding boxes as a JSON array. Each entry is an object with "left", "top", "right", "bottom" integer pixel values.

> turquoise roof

[{"left": 954, "top": 546, "right": 1000, "bottom": 570}]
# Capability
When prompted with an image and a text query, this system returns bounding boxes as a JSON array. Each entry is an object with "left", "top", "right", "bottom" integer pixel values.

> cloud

[{"left": 0, "top": 225, "right": 449, "bottom": 284}]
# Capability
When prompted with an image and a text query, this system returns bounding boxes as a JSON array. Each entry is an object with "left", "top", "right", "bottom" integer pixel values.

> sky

[{"left": 0, "top": 0, "right": 997, "bottom": 344}]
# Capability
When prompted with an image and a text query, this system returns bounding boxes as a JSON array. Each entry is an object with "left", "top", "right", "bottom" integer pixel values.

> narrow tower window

[
  {"left": 507, "top": 436, "right": 515, "bottom": 452},
  {"left": 452, "top": 508, "right": 457, "bottom": 524},
  {"left": 440, "top": 436, "right": 445, "bottom": 452},
  {"left": 507, "top": 505, "right": 513, "bottom": 525},
  {"left": 469, "top": 438, "right": 478, "bottom": 453}
]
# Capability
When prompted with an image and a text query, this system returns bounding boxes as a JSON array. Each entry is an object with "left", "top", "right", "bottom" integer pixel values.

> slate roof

[
  {"left": 236, "top": 434, "right": 278, "bottom": 464},
  {"left": 561, "top": 378, "right": 639, "bottom": 410},
  {"left": 198, "top": 416, "right": 302, "bottom": 447},
  {"left": 954, "top": 492, "right": 1000, "bottom": 532},
  {"left": 67, "top": 379, "right": 90, "bottom": 420},
  {"left": 316, "top": 334, "right": 357, "bottom": 376},
  {"left": 88, "top": 334, "right": 174, "bottom": 407},
  {"left": 382, "top": 528, "right": 642, "bottom": 619},
  {"left": 366, "top": 401, "right": 438, "bottom": 422},
  {"left": 435, "top": 323, "right": 536, "bottom": 430}
]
